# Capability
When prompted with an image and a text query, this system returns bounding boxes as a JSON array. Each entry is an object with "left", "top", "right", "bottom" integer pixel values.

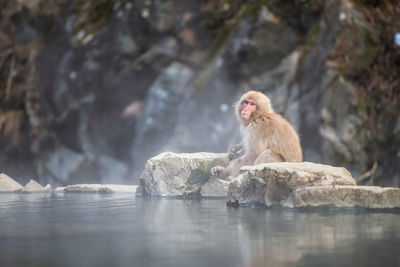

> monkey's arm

[
  {"left": 228, "top": 143, "right": 245, "bottom": 160},
  {"left": 210, "top": 156, "right": 252, "bottom": 180}
]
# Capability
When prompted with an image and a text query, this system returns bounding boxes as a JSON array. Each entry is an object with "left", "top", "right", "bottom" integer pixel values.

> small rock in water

[
  {"left": 64, "top": 184, "right": 140, "bottom": 194},
  {"left": 44, "top": 184, "right": 52, "bottom": 192},
  {"left": 0, "top": 173, "right": 23, "bottom": 192},
  {"left": 55, "top": 187, "right": 66, "bottom": 192},
  {"left": 18, "top": 179, "right": 49, "bottom": 193}
]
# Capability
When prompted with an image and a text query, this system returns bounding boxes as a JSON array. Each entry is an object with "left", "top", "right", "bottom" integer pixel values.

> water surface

[{"left": 0, "top": 194, "right": 399, "bottom": 267}]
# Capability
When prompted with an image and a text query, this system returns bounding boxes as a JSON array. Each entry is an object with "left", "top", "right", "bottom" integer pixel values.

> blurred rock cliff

[{"left": 0, "top": 0, "right": 398, "bottom": 186}]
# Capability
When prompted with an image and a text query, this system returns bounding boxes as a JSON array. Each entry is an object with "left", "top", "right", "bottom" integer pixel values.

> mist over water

[{"left": 1, "top": 194, "right": 399, "bottom": 267}]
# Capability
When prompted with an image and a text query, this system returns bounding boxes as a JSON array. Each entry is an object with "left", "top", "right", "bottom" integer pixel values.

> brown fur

[{"left": 211, "top": 91, "right": 302, "bottom": 179}]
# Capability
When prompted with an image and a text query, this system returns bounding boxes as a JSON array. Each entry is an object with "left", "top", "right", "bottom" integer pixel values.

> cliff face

[{"left": 0, "top": 0, "right": 398, "bottom": 186}]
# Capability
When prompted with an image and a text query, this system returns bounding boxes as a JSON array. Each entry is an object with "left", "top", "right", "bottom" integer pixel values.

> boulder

[
  {"left": 140, "top": 152, "right": 228, "bottom": 197},
  {"left": 227, "top": 173, "right": 267, "bottom": 206},
  {"left": 64, "top": 184, "right": 141, "bottom": 194},
  {"left": 0, "top": 173, "right": 23, "bottom": 192},
  {"left": 228, "top": 162, "right": 356, "bottom": 206},
  {"left": 227, "top": 162, "right": 400, "bottom": 209},
  {"left": 18, "top": 179, "right": 51, "bottom": 193}
]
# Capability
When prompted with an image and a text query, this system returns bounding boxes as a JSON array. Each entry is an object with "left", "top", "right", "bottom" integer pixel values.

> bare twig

[{"left": 356, "top": 161, "right": 378, "bottom": 184}]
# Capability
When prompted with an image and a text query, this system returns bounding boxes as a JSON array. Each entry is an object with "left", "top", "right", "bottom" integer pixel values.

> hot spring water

[{"left": 0, "top": 194, "right": 399, "bottom": 267}]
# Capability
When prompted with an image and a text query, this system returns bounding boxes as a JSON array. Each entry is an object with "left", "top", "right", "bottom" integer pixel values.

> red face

[{"left": 241, "top": 99, "right": 256, "bottom": 119}]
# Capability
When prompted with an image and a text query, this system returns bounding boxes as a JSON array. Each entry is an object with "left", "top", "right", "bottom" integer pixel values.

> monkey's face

[{"left": 240, "top": 99, "right": 257, "bottom": 120}]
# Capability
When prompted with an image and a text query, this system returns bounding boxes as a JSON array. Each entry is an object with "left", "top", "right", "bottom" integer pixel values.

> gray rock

[
  {"left": 200, "top": 179, "right": 230, "bottom": 198},
  {"left": 64, "top": 184, "right": 140, "bottom": 194},
  {"left": 320, "top": 70, "right": 365, "bottom": 176},
  {"left": 140, "top": 152, "right": 228, "bottom": 197},
  {"left": 239, "top": 162, "right": 355, "bottom": 206},
  {"left": 0, "top": 173, "right": 23, "bottom": 192},
  {"left": 227, "top": 162, "right": 400, "bottom": 209},
  {"left": 227, "top": 173, "right": 266, "bottom": 206}
]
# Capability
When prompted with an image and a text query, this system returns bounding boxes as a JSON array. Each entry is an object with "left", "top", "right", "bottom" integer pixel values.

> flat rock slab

[
  {"left": 64, "top": 184, "right": 140, "bottom": 194},
  {"left": 242, "top": 161, "right": 356, "bottom": 188},
  {"left": 0, "top": 173, "right": 23, "bottom": 192},
  {"left": 289, "top": 185, "right": 400, "bottom": 209},
  {"left": 140, "top": 152, "right": 228, "bottom": 197}
]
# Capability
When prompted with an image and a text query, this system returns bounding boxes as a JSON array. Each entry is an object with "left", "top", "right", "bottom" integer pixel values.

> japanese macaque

[{"left": 210, "top": 91, "right": 302, "bottom": 180}]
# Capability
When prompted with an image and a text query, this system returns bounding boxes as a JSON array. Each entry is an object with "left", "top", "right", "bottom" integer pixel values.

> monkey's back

[{"left": 253, "top": 113, "right": 302, "bottom": 162}]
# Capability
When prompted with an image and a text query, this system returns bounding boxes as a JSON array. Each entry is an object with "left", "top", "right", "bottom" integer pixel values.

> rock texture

[
  {"left": 140, "top": 152, "right": 228, "bottom": 197},
  {"left": 200, "top": 179, "right": 231, "bottom": 198},
  {"left": 0, "top": 173, "right": 23, "bottom": 192},
  {"left": 227, "top": 162, "right": 400, "bottom": 209},
  {"left": 290, "top": 186, "right": 400, "bottom": 209},
  {"left": 64, "top": 184, "right": 140, "bottom": 194}
]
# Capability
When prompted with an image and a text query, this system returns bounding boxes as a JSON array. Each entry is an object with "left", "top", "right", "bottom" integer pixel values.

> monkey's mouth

[{"left": 241, "top": 112, "right": 251, "bottom": 118}]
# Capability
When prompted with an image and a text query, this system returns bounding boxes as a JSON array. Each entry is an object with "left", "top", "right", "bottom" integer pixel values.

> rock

[
  {"left": 140, "top": 152, "right": 228, "bottom": 197},
  {"left": 55, "top": 187, "right": 66, "bottom": 192},
  {"left": 0, "top": 173, "right": 23, "bottom": 192},
  {"left": 227, "top": 173, "right": 267, "bottom": 206},
  {"left": 44, "top": 184, "right": 52, "bottom": 191},
  {"left": 320, "top": 70, "right": 365, "bottom": 176},
  {"left": 64, "top": 184, "right": 140, "bottom": 194},
  {"left": 289, "top": 185, "right": 400, "bottom": 209},
  {"left": 18, "top": 179, "right": 49, "bottom": 193},
  {"left": 200, "top": 179, "right": 230, "bottom": 198},
  {"left": 227, "top": 162, "right": 400, "bottom": 209},
  {"left": 239, "top": 162, "right": 355, "bottom": 206}
]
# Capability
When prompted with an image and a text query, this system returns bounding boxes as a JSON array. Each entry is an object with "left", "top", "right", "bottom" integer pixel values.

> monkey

[{"left": 210, "top": 90, "right": 302, "bottom": 180}]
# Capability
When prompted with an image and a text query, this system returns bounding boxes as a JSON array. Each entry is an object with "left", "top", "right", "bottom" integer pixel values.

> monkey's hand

[
  {"left": 228, "top": 144, "right": 244, "bottom": 160},
  {"left": 210, "top": 166, "right": 225, "bottom": 178}
]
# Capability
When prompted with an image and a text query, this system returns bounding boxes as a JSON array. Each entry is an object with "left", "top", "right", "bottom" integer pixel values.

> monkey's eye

[{"left": 249, "top": 102, "right": 256, "bottom": 106}]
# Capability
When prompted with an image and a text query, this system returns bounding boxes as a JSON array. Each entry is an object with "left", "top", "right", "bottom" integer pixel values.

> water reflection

[{"left": 0, "top": 194, "right": 399, "bottom": 267}]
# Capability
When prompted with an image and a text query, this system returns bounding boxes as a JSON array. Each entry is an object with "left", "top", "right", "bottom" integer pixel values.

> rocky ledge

[
  {"left": 140, "top": 152, "right": 400, "bottom": 209},
  {"left": 1, "top": 152, "right": 399, "bottom": 209},
  {"left": 227, "top": 162, "right": 400, "bottom": 209},
  {"left": 58, "top": 184, "right": 140, "bottom": 194}
]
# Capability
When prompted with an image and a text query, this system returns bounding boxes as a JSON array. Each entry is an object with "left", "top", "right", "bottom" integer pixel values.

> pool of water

[{"left": 0, "top": 193, "right": 399, "bottom": 267}]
